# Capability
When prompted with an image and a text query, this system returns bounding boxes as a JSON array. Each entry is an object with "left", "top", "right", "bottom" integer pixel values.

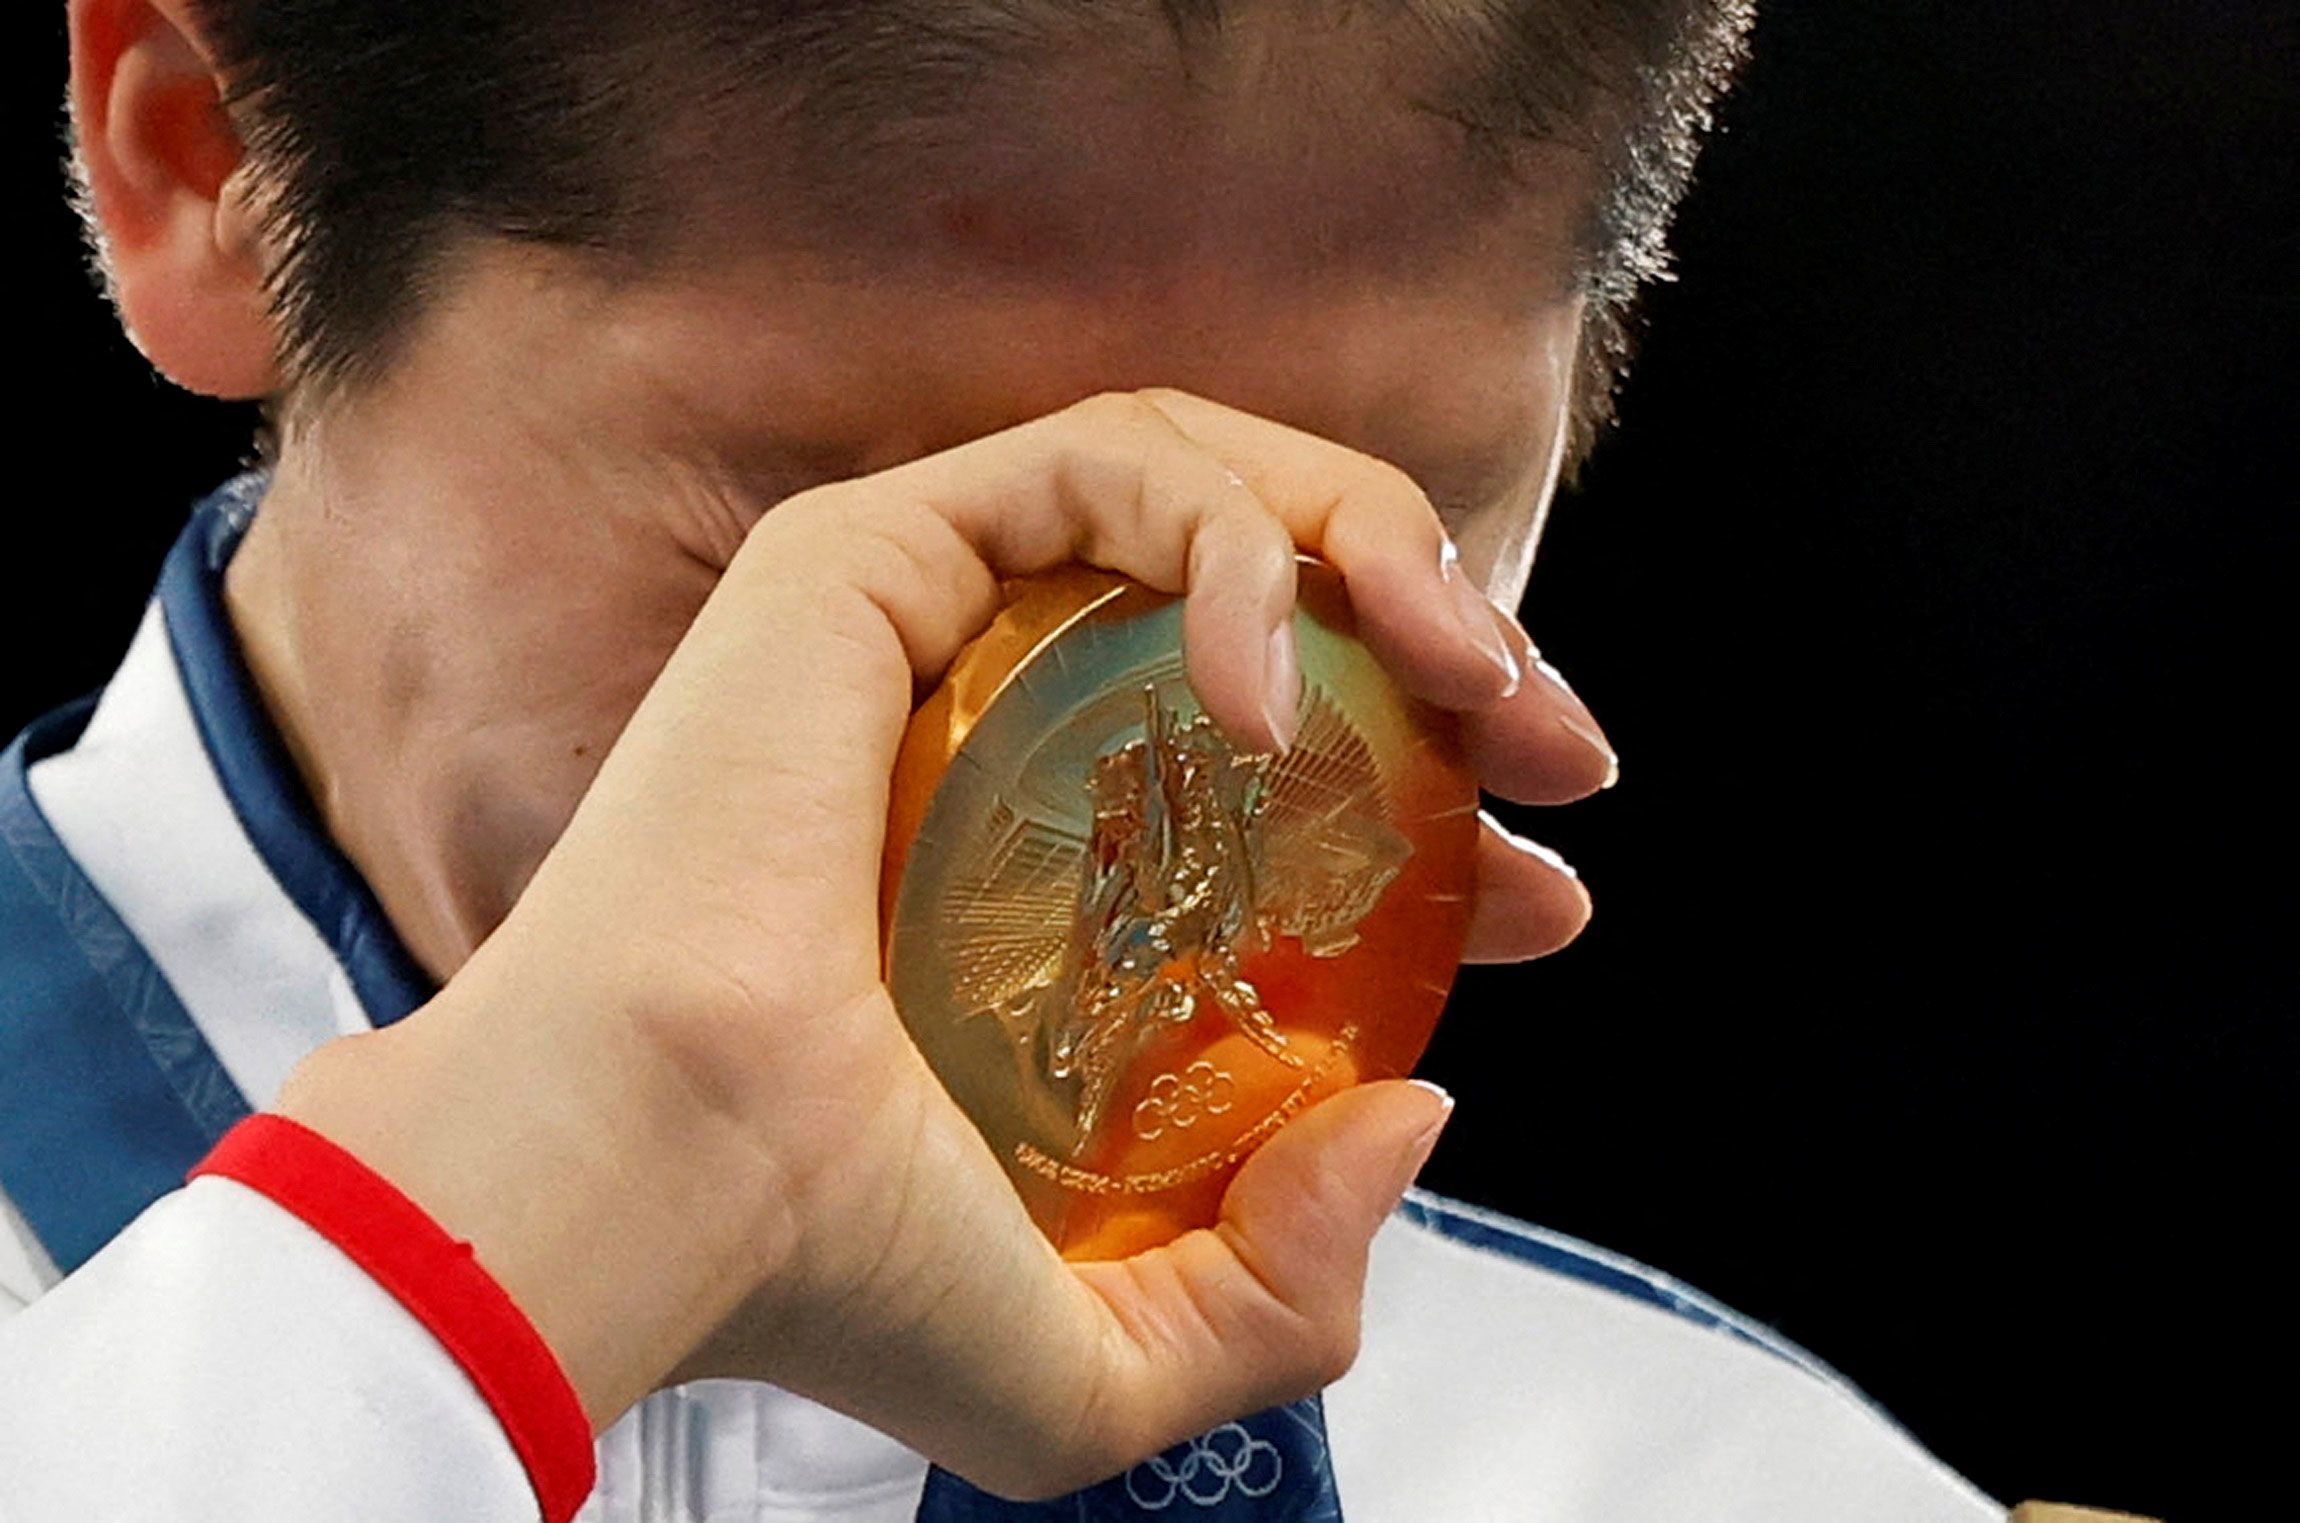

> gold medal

[{"left": 881, "top": 558, "right": 1477, "bottom": 1260}]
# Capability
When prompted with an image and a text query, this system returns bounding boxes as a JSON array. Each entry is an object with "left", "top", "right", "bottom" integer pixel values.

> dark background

[{"left": 7, "top": 5, "right": 2291, "bottom": 1519}]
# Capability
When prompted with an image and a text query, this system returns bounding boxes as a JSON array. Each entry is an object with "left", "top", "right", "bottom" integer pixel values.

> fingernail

[
  {"left": 1407, "top": 1077, "right": 1455, "bottom": 1121},
  {"left": 1559, "top": 714, "right": 1621, "bottom": 790},
  {"left": 1479, "top": 810, "right": 1579, "bottom": 879},
  {"left": 1390, "top": 1081, "right": 1455, "bottom": 1200},
  {"left": 1531, "top": 658, "right": 1619, "bottom": 789},
  {"left": 1263, "top": 619, "right": 1302, "bottom": 753},
  {"left": 1492, "top": 605, "right": 1538, "bottom": 678},
  {"left": 1440, "top": 541, "right": 1521, "bottom": 696},
  {"left": 1532, "top": 657, "right": 1583, "bottom": 705}
]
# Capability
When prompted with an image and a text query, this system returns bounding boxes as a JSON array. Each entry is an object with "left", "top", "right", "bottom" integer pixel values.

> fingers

[
  {"left": 1459, "top": 626, "right": 1620, "bottom": 804},
  {"left": 1130, "top": 388, "right": 1527, "bottom": 713},
  {"left": 809, "top": 391, "right": 1307, "bottom": 753},
  {"left": 1054, "top": 1080, "right": 1452, "bottom": 1492},
  {"left": 1461, "top": 810, "right": 1593, "bottom": 963},
  {"left": 1179, "top": 478, "right": 1302, "bottom": 754},
  {"left": 1123, "top": 389, "right": 1619, "bottom": 801},
  {"left": 772, "top": 387, "right": 1531, "bottom": 752},
  {"left": 709, "top": 402, "right": 1598, "bottom": 1026},
  {"left": 590, "top": 383, "right": 1616, "bottom": 1069},
  {"left": 729, "top": 386, "right": 1617, "bottom": 790}
]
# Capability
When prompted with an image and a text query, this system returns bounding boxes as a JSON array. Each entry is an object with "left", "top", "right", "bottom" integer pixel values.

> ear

[{"left": 69, "top": 0, "right": 280, "bottom": 398}]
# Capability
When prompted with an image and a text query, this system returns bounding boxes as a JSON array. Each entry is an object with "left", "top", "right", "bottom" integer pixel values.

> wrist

[
  {"left": 188, "top": 1113, "right": 599, "bottom": 1522},
  {"left": 271, "top": 984, "right": 795, "bottom": 1428}
]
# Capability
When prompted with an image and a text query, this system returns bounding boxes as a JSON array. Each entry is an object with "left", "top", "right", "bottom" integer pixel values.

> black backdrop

[{"left": 6, "top": 6, "right": 2291, "bottom": 1519}]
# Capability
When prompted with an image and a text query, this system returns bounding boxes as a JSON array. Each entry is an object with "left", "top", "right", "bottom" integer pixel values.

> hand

[{"left": 273, "top": 387, "right": 1613, "bottom": 1499}]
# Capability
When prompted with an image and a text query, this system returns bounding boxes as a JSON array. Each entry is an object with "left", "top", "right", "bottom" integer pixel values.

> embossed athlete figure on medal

[
  {"left": 881, "top": 560, "right": 1482, "bottom": 1257},
  {"left": 950, "top": 683, "right": 1413, "bottom": 1157}
]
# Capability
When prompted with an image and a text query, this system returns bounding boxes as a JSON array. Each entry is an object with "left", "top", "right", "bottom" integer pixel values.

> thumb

[
  {"left": 1052, "top": 1078, "right": 1453, "bottom": 1496},
  {"left": 1218, "top": 1076, "right": 1454, "bottom": 1335}
]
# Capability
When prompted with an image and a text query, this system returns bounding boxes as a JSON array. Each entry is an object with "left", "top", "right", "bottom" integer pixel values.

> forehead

[
  {"left": 809, "top": 22, "right": 1599, "bottom": 296},
  {"left": 590, "top": 154, "right": 1593, "bottom": 508},
  {"left": 699, "top": 2, "right": 1605, "bottom": 296},
  {"left": 600, "top": 259, "right": 1573, "bottom": 515},
  {"left": 431, "top": 35, "right": 1598, "bottom": 532}
]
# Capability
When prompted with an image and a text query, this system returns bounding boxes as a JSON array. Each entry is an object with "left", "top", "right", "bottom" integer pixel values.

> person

[{"left": 0, "top": 1, "right": 2068, "bottom": 1519}]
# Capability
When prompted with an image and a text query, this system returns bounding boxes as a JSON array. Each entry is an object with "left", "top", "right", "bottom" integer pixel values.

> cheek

[
  {"left": 1439, "top": 308, "right": 1583, "bottom": 607},
  {"left": 1449, "top": 474, "right": 1549, "bottom": 609}
]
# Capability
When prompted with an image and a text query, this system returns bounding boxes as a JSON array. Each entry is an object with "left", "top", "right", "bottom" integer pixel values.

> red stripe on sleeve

[{"left": 190, "top": 1113, "right": 597, "bottom": 1523}]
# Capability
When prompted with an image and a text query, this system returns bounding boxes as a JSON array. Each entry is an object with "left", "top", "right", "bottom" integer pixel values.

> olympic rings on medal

[{"left": 1132, "top": 1060, "right": 1238, "bottom": 1142}]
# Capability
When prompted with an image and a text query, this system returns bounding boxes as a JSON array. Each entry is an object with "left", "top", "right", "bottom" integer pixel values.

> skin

[
  {"left": 67, "top": 0, "right": 1626, "bottom": 1495},
  {"left": 222, "top": 243, "right": 1610, "bottom": 978}
]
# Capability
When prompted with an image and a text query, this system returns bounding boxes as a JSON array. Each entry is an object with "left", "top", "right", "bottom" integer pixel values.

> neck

[{"left": 222, "top": 405, "right": 736, "bottom": 983}]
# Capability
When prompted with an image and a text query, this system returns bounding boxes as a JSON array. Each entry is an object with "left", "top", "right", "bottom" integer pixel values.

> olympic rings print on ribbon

[
  {"left": 910, "top": 1395, "right": 1336, "bottom": 1521},
  {"left": 1122, "top": 1422, "right": 1284, "bottom": 1509}
]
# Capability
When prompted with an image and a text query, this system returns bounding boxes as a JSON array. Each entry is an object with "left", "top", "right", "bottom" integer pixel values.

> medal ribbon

[{"left": 915, "top": 1395, "right": 1342, "bottom": 1521}]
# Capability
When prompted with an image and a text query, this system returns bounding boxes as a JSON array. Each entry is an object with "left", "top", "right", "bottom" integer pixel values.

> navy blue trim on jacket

[
  {"left": 0, "top": 702, "right": 251, "bottom": 1274},
  {"left": 156, "top": 475, "right": 433, "bottom": 1027}
]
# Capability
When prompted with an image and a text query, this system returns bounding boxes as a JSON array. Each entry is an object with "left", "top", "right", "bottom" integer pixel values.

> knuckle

[
  {"left": 1052, "top": 394, "right": 1180, "bottom": 546},
  {"left": 1355, "top": 453, "right": 1440, "bottom": 518},
  {"left": 847, "top": 512, "right": 936, "bottom": 607},
  {"left": 746, "top": 481, "right": 854, "bottom": 559},
  {"left": 772, "top": 477, "right": 853, "bottom": 523},
  {"left": 840, "top": 505, "right": 999, "bottom": 657},
  {"left": 846, "top": 490, "right": 943, "bottom": 563},
  {"left": 772, "top": 491, "right": 905, "bottom": 586},
  {"left": 1067, "top": 388, "right": 1172, "bottom": 437},
  {"left": 1131, "top": 384, "right": 1207, "bottom": 413}
]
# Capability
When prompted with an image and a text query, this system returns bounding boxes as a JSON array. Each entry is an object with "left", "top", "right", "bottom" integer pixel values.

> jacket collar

[{"left": 0, "top": 475, "right": 431, "bottom": 1272}]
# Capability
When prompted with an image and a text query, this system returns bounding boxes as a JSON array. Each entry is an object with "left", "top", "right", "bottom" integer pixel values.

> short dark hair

[{"left": 100, "top": 0, "right": 1755, "bottom": 476}]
